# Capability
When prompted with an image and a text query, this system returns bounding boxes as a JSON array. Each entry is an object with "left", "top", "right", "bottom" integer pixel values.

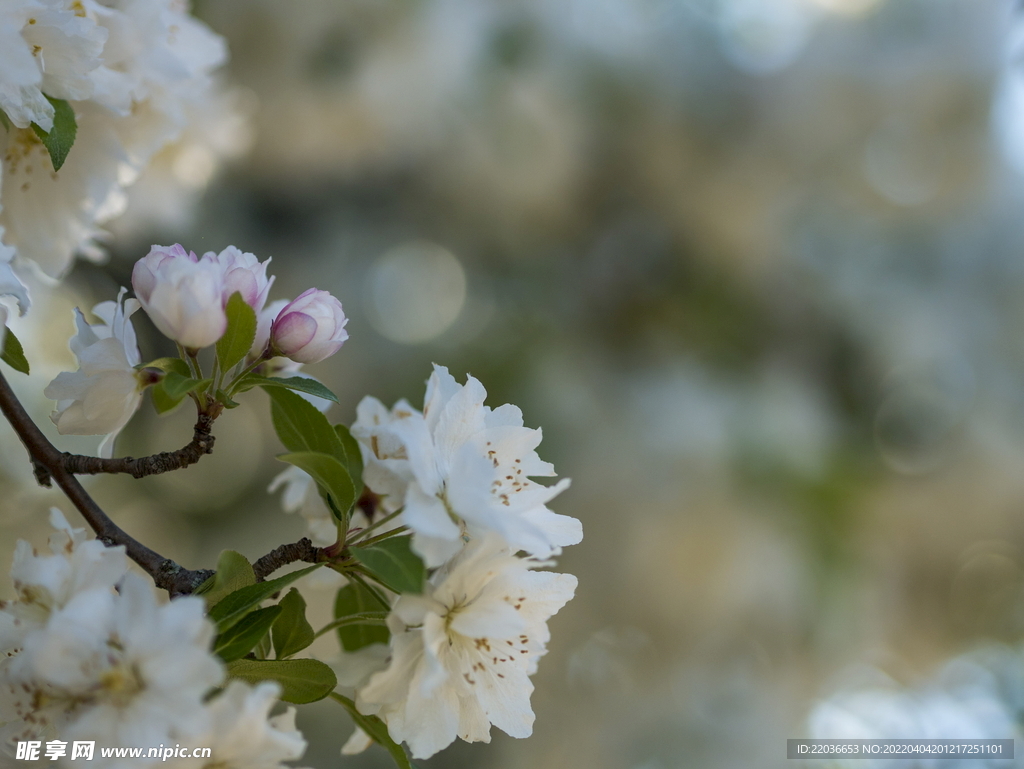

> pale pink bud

[
  {"left": 204, "top": 246, "right": 275, "bottom": 314},
  {"left": 131, "top": 244, "right": 226, "bottom": 349},
  {"left": 270, "top": 289, "right": 349, "bottom": 364}
]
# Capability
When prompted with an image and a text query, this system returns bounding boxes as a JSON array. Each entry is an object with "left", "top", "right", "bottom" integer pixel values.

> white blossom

[
  {"left": 132, "top": 243, "right": 226, "bottom": 349},
  {"left": 43, "top": 287, "right": 143, "bottom": 458},
  {"left": 356, "top": 537, "right": 577, "bottom": 759},
  {"left": 353, "top": 365, "right": 582, "bottom": 566},
  {"left": 0, "top": 228, "right": 28, "bottom": 346},
  {"left": 269, "top": 288, "right": 349, "bottom": 364},
  {"left": 167, "top": 682, "right": 309, "bottom": 769},
  {"left": 0, "top": 0, "right": 232, "bottom": 279}
]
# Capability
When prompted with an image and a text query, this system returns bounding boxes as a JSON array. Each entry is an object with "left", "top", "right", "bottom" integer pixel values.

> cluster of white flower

[
  {"left": 315, "top": 366, "right": 576, "bottom": 759},
  {"left": 43, "top": 242, "right": 347, "bottom": 456},
  {"left": 0, "top": 510, "right": 308, "bottom": 768},
  {"left": 0, "top": 0, "right": 232, "bottom": 287}
]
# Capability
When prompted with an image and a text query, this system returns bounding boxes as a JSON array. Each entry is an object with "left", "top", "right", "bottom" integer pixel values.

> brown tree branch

[
  {"left": 58, "top": 413, "right": 216, "bottom": 478},
  {"left": 252, "top": 537, "right": 325, "bottom": 581},
  {"left": 0, "top": 369, "right": 212, "bottom": 597}
]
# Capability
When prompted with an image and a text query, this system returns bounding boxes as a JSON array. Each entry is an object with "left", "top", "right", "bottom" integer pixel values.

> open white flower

[
  {"left": 43, "top": 287, "right": 144, "bottom": 458},
  {"left": 355, "top": 537, "right": 577, "bottom": 759},
  {"left": 0, "top": 229, "right": 29, "bottom": 346},
  {"left": 353, "top": 365, "right": 582, "bottom": 566}
]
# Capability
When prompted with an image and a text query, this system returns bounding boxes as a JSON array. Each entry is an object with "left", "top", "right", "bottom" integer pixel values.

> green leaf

[
  {"left": 31, "top": 97, "right": 76, "bottom": 172},
  {"left": 162, "top": 371, "right": 213, "bottom": 400},
  {"left": 208, "top": 564, "right": 321, "bottom": 632},
  {"left": 216, "top": 389, "right": 241, "bottom": 409},
  {"left": 195, "top": 551, "right": 256, "bottom": 607},
  {"left": 334, "top": 582, "right": 391, "bottom": 651},
  {"left": 332, "top": 694, "right": 416, "bottom": 769},
  {"left": 1, "top": 327, "right": 29, "bottom": 374},
  {"left": 139, "top": 357, "right": 191, "bottom": 377},
  {"left": 216, "top": 292, "right": 257, "bottom": 373},
  {"left": 265, "top": 387, "right": 344, "bottom": 457},
  {"left": 278, "top": 452, "right": 355, "bottom": 526},
  {"left": 150, "top": 381, "right": 184, "bottom": 414},
  {"left": 335, "top": 423, "right": 364, "bottom": 500},
  {"left": 272, "top": 588, "right": 315, "bottom": 660},
  {"left": 214, "top": 605, "right": 282, "bottom": 662},
  {"left": 351, "top": 536, "right": 425, "bottom": 594},
  {"left": 0, "top": 107, "right": 10, "bottom": 131},
  {"left": 226, "top": 659, "right": 337, "bottom": 704},
  {"left": 242, "top": 374, "right": 339, "bottom": 403}
]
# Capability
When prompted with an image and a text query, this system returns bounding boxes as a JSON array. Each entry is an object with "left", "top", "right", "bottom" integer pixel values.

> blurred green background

[{"left": 6, "top": 0, "right": 1024, "bottom": 765}]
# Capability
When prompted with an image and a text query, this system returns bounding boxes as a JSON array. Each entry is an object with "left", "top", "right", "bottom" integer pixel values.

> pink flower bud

[
  {"left": 270, "top": 289, "right": 349, "bottom": 364},
  {"left": 131, "top": 244, "right": 226, "bottom": 349},
  {"left": 205, "top": 246, "right": 275, "bottom": 314}
]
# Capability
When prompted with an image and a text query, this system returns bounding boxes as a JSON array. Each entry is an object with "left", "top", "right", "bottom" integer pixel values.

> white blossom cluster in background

[
  {"left": 0, "top": 0, "right": 238, "bottom": 298},
  {"left": 807, "top": 654, "right": 1024, "bottom": 768},
  {"left": 0, "top": 510, "right": 308, "bottom": 768}
]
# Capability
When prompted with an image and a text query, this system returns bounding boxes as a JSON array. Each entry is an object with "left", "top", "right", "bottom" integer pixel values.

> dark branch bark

[
  {"left": 59, "top": 413, "right": 216, "bottom": 478},
  {"left": 0, "top": 369, "right": 211, "bottom": 597},
  {"left": 252, "top": 537, "right": 324, "bottom": 581}
]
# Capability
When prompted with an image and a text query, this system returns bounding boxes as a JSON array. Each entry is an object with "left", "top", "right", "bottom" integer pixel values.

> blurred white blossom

[{"left": 0, "top": 0, "right": 233, "bottom": 279}]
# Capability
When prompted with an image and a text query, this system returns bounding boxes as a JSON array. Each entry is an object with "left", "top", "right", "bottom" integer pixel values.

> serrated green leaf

[
  {"left": 278, "top": 451, "right": 355, "bottom": 526},
  {"left": 1, "top": 327, "right": 29, "bottom": 374},
  {"left": 139, "top": 357, "right": 191, "bottom": 377},
  {"left": 265, "top": 387, "right": 344, "bottom": 457},
  {"left": 272, "top": 588, "right": 315, "bottom": 660},
  {"left": 214, "top": 605, "right": 281, "bottom": 662},
  {"left": 217, "top": 292, "right": 257, "bottom": 373},
  {"left": 335, "top": 423, "right": 364, "bottom": 499},
  {"left": 161, "top": 371, "right": 213, "bottom": 400},
  {"left": 334, "top": 582, "right": 391, "bottom": 651},
  {"left": 208, "top": 564, "right": 321, "bottom": 632},
  {"left": 242, "top": 374, "right": 339, "bottom": 403},
  {"left": 31, "top": 97, "right": 76, "bottom": 172},
  {"left": 351, "top": 536, "right": 424, "bottom": 595},
  {"left": 331, "top": 693, "right": 416, "bottom": 769},
  {"left": 195, "top": 550, "right": 256, "bottom": 607},
  {"left": 226, "top": 658, "right": 337, "bottom": 704}
]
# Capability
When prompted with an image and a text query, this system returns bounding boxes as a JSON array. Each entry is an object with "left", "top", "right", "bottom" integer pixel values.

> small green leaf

[
  {"left": 334, "top": 582, "right": 391, "bottom": 651},
  {"left": 31, "top": 97, "right": 77, "bottom": 172},
  {"left": 265, "top": 387, "right": 344, "bottom": 457},
  {"left": 138, "top": 357, "right": 191, "bottom": 377},
  {"left": 0, "top": 107, "right": 10, "bottom": 131},
  {"left": 1, "top": 327, "right": 30, "bottom": 374},
  {"left": 216, "top": 389, "right": 241, "bottom": 409},
  {"left": 332, "top": 694, "right": 416, "bottom": 769},
  {"left": 272, "top": 588, "right": 315, "bottom": 660},
  {"left": 161, "top": 371, "right": 213, "bottom": 400},
  {"left": 150, "top": 381, "right": 184, "bottom": 414},
  {"left": 195, "top": 550, "right": 256, "bottom": 607},
  {"left": 214, "top": 605, "right": 282, "bottom": 662},
  {"left": 335, "top": 424, "right": 364, "bottom": 500},
  {"left": 217, "top": 292, "right": 257, "bottom": 373},
  {"left": 351, "top": 537, "right": 424, "bottom": 595},
  {"left": 208, "top": 564, "right": 321, "bottom": 632},
  {"left": 277, "top": 451, "right": 355, "bottom": 526},
  {"left": 226, "top": 659, "right": 338, "bottom": 704},
  {"left": 243, "top": 374, "right": 339, "bottom": 403}
]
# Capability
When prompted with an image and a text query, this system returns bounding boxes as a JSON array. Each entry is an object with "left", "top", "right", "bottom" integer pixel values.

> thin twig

[
  {"left": 252, "top": 537, "right": 325, "bottom": 581},
  {"left": 0, "top": 369, "right": 212, "bottom": 597},
  {"left": 59, "top": 413, "right": 216, "bottom": 478}
]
